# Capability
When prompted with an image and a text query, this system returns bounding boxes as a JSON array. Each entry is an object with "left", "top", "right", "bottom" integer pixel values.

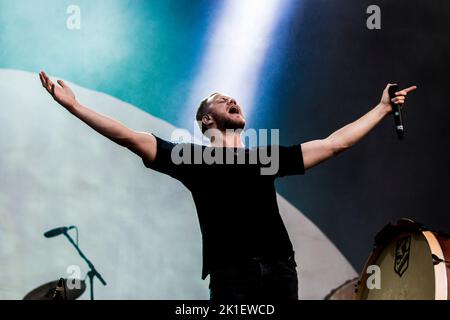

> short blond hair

[{"left": 195, "top": 93, "right": 218, "bottom": 134}]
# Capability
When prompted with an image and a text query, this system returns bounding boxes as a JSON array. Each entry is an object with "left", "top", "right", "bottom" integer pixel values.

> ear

[{"left": 202, "top": 114, "right": 214, "bottom": 128}]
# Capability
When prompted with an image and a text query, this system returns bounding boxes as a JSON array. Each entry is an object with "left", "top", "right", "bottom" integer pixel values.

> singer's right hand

[
  {"left": 39, "top": 71, "right": 78, "bottom": 111},
  {"left": 380, "top": 83, "right": 417, "bottom": 114}
]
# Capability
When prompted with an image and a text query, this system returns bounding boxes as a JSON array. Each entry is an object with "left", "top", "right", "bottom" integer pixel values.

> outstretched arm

[
  {"left": 39, "top": 71, "right": 156, "bottom": 164},
  {"left": 301, "top": 84, "right": 417, "bottom": 170}
]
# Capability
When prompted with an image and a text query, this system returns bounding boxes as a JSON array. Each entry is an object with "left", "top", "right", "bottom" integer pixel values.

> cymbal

[{"left": 23, "top": 279, "right": 86, "bottom": 300}]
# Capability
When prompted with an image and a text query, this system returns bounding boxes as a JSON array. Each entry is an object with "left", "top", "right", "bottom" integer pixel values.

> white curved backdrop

[{"left": 0, "top": 69, "right": 356, "bottom": 299}]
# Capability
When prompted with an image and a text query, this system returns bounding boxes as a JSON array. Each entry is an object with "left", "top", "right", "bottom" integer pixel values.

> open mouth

[{"left": 228, "top": 106, "right": 240, "bottom": 114}]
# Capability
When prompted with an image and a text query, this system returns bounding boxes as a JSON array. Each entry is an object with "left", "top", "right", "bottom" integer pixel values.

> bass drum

[
  {"left": 324, "top": 277, "right": 359, "bottom": 300},
  {"left": 355, "top": 218, "right": 450, "bottom": 300}
]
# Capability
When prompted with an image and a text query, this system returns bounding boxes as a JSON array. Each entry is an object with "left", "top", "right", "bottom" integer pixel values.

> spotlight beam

[{"left": 184, "top": 0, "right": 287, "bottom": 136}]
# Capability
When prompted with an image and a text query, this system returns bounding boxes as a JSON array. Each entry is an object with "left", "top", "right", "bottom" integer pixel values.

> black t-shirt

[{"left": 143, "top": 135, "right": 305, "bottom": 279}]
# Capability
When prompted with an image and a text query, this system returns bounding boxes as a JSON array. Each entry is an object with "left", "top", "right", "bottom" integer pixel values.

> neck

[{"left": 210, "top": 130, "right": 244, "bottom": 148}]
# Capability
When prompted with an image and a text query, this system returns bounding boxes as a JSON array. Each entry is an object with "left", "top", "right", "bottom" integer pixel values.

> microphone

[
  {"left": 388, "top": 84, "right": 404, "bottom": 140},
  {"left": 44, "top": 226, "right": 75, "bottom": 238}
]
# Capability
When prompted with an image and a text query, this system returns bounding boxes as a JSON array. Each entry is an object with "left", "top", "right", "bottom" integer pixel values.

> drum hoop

[
  {"left": 422, "top": 231, "right": 448, "bottom": 300},
  {"left": 355, "top": 230, "right": 449, "bottom": 300}
]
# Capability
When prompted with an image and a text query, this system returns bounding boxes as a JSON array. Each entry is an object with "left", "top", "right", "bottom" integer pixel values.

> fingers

[
  {"left": 40, "top": 71, "right": 48, "bottom": 83},
  {"left": 385, "top": 83, "right": 397, "bottom": 91},
  {"left": 384, "top": 83, "right": 415, "bottom": 108},
  {"left": 403, "top": 85, "right": 417, "bottom": 93},
  {"left": 39, "top": 72, "right": 46, "bottom": 88},
  {"left": 39, "top": 71, "right": 51, "bottom": 90},
  {"left": 395, "top": 85, "right": 417, "bottom": 96},
  {"left": 391, "top": 96, "right": 405, "bottom": 105},
  {"left": 57, "top": 80, "right": 66, "bottom": 88},
  {"left": 40, "top": 71, "right": 54, "bottom": 93}
]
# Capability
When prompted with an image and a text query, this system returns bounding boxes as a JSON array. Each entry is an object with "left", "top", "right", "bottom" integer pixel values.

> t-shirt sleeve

[
  {"left": 142, "top": 134, "right": 182, "bottom": 180},
  {"left": 275, "top": 144, "right": 305, "bottom": 177}
]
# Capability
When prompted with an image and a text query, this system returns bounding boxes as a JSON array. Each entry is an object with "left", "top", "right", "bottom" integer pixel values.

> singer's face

[{"left": 205, "top": 93, "right": 246, "bottom": 131}]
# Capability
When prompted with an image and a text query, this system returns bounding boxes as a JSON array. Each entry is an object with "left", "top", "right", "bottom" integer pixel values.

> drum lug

[{"left": 432, "top": 253, "right": 450, "bottom": 267}]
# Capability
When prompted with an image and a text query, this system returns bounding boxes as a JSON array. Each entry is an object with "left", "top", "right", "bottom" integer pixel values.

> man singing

[{"left": 39, "top": 71, "right": 416, "bottom": 300}]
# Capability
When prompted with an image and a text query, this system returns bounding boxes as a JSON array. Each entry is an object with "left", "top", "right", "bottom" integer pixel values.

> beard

[{"left": 214, "top": 114, "right": 246, "bottom": 131}]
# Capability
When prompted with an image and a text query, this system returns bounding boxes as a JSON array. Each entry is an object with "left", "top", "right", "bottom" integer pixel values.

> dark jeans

[{"left": 209, "top": 253, "right": 298, "bottom": 301}]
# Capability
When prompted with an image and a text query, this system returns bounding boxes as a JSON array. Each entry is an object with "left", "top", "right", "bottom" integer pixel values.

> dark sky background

[{"left": 248, "top": 0, "right": 450, "bottom": 270}]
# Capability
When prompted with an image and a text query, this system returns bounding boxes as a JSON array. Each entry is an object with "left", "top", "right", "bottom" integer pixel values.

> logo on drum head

[{"left": 394, "top": 236, "right": 411, "bottom": 277}]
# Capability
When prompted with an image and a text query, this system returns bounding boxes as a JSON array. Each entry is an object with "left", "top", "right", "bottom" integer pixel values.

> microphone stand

[{"left": 63, "top": 231, "right": 107, "bottom": 300}]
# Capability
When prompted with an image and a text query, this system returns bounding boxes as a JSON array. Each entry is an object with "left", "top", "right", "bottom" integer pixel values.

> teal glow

[{"left": 0, "top": 0, "right": 218, "bottom": 125}]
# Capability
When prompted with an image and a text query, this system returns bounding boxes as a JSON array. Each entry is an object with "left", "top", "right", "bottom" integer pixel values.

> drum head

[
  {"left": 360, "top": 232, "right": 435, "bottom": 300},
  {"left": 324, "top": 278, "right": 358, "bottom": 300}
]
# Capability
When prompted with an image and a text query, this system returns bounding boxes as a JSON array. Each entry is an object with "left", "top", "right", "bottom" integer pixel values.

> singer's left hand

[{"left": 380, "top": 83, "right": 417, "bottom": 114}]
